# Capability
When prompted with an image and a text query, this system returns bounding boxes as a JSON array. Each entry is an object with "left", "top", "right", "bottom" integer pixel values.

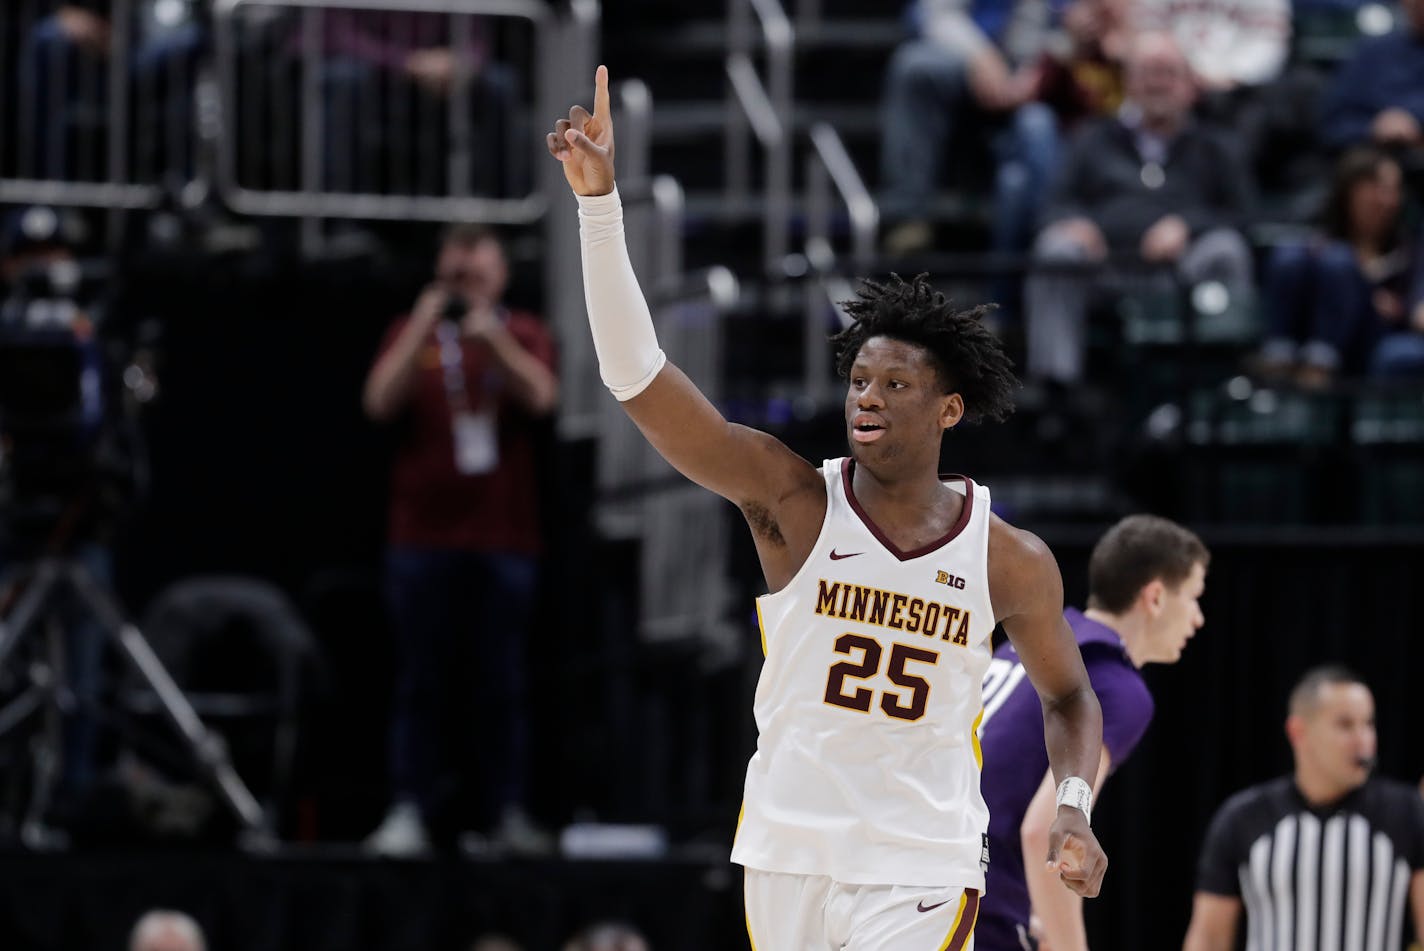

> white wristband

[
  {"left": 1055, "top": 776, "right": 1093, "bottom": 824},
  {"left": 575, "top": 186, "right": 667, "bottom": 401}
]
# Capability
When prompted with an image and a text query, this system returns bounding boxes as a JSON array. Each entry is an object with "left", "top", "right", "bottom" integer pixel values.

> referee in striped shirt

[{"left": 1183, "top": 667, "right": 1424, "bottom": 951}]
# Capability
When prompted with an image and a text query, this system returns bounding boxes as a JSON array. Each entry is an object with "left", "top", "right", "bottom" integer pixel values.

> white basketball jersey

[{"left": 731, "top": 458, "right": 996, "bottom": 889}]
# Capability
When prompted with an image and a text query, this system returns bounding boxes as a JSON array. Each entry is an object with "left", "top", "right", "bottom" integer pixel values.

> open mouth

[{"left": 851, "top": 421, "right": 886, "bottom": 443}]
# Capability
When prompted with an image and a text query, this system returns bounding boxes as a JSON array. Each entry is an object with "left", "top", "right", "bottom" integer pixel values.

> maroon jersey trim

[{"left": 840, "top": 458, "right": 976, "bottom": 562}]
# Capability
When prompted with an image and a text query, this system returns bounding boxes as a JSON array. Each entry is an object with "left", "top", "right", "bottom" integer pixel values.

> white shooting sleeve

[{"left": 576, "top": 187, "right": 667, "bottom": 401}]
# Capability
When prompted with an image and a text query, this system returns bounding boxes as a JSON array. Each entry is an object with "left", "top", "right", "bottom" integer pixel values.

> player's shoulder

[
  {"left": 986, "top": 511, "right": 1053, "bottom": 568},
  {"left": 987, "top": 514, "right": 1061, "bottom": 615}
]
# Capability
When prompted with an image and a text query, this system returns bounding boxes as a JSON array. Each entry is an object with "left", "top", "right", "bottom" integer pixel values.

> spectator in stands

[
  {"left": 1023, "top": 31, "right": 1255, "bottom": 383},
  {"left": 1255, "top": 147, "right": 1424, "bottom": 385},
  {"left": 1135, "top": 0, "right": 1289, "bottom": 93},
  {"left": 304, "top": 12, "right": 519, "bottom": 197},
  {"left": 1033, "top": 0, "right": 1130, "bottom": 128},
  {"left": 128, "top": 909, "right": 207, "bottom": 951},
  {"left": 563, "top": 922, "right": 651, "bottom": 951},
  {"left": 879, "top": 0, "right": 1071, "bottom": 258},
  {"left": 362, "top": 225, "right": 557, "bottom": 857},
  {"left": 1135, "top": 0, "right": 1324, "bottom": 193},
  {"left": 1319, "top": 0, "right": 1424, "bottom": 155},
  {"left": 21, "top": 2, "right": 206, "bottom": 181}
]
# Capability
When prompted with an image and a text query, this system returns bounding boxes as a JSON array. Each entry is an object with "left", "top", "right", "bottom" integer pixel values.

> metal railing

[
  {"left": 212, "top": 0, "right": 551, "bottom": 224},
  {"left": 805, "top": 122, "right": 878, "bottom": 275},
  {"left": 544, "top": 0, "right": 601, "bottom": 439},
  {"left": 0, "top": 0, "right": 191, "bottom": 212},
  {"left": 725, "top": 0, "right": 793, "bottom": 274},
  {"left": 802, "top": 121, "right": 878, "bottom": 400},
  {"left": 793, "top": 0, "right": 822, "bottom": 36},
  {"left": 1, "top": 0, "right": 596, "bottom": 234}
]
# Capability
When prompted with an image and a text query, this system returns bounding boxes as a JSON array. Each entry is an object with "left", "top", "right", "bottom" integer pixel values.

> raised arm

[
  {"left": 363, "top": 286, "right": 446, "bottom": 422},
  {"left": 990, "top": 520, "right": 1107, "bottom": 898},
  {"left": 547, "top": 69, "right": 824, "bottom": 563}
]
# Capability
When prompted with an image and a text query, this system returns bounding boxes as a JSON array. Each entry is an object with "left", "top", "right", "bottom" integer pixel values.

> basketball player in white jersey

[{"left": 548, "top": 67, "right": 1108, "bottom": 950}]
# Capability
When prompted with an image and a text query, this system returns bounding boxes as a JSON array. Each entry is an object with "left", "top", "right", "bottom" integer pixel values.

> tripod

[{"left": 0, "top": 557, "right": 268, "bottom": 845}]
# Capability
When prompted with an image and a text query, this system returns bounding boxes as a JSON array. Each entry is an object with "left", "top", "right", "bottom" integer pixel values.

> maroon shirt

[{"left": 377, "top": 309, "right": 555, "bottom": 555}]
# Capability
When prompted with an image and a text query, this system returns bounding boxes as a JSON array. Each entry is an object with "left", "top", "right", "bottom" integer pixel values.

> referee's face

[{"left": 1293, "top": 684, "right": 1377, "bottom": 796}]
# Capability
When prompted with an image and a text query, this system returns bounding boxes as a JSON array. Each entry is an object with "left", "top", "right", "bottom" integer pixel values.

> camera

[
  {"left": 0, "top": 258, "right": 137, "bottom": 552},
  {"left": 440, "top": 292, "right": 469, "bottom": 323}
]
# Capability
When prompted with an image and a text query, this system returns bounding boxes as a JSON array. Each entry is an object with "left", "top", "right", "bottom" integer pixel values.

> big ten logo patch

[{"left": 935, "top": 570, "right": 966, "bottom": 590}]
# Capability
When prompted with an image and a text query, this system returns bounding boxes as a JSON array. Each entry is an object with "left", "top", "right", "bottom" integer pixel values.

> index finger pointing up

[{"left": 593, "top": 64, "right": 611, "bottom": 120}]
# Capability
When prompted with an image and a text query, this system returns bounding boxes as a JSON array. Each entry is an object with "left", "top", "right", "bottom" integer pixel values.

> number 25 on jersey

[{"left": 823, "top": 633, "right": 939, "bottom": 722}]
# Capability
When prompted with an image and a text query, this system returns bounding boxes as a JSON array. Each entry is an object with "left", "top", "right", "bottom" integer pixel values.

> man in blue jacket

[{"left": 1319, "top": 0, "right": 1424, "bottom": 153}]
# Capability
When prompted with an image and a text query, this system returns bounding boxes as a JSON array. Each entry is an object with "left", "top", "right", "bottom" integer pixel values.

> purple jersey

[{"left": 975, "top": 608, "right": 1155, "bottom": 950}]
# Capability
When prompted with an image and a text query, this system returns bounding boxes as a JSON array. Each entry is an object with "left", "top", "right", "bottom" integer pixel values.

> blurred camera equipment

[{"left": 0, "top": 246, "right": 268, "bottom": 846}]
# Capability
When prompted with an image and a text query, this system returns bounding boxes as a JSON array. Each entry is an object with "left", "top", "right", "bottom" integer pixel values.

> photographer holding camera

[{"left": 362, "top": 225, "right": 557, "bottom": 856}]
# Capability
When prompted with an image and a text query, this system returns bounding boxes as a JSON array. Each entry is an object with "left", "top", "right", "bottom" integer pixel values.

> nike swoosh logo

[
  {"left": 916, "top": 898, "right": 951, "bottom": 913},
  {"left": 829, "top": 549, "right": 863, "bottom": 560}
]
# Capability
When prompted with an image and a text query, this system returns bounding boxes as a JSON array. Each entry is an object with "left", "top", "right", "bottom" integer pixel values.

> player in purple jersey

[{"left": 977, "top": 515, "right": 1209, "bottom": 950}]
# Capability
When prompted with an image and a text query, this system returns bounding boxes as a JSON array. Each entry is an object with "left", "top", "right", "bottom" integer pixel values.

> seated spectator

[
  {"left": 1033, "top": 0, "right": 1130, "bottom": 127},
  {"left": 1136, "top": 0, "right": 1324, "bottom": 193},
  {"left": 879, "top": 0, "right": 1071, "bottom": 259},
  {"left": 1024, "top": 31, "right": 1255, "bottom": 383},
  {"left": 21, "top": 2, "right": 206, "bottom": 182},
  {"left": 297, "top": 11, "right": 519, "bottom": 198},
  {"left": 1319, "top": 0, "right": 1424, "bottom": 155},
  {"left": 128, "top": 910, "right": 206, "bottom": 951},
  {"left": 1135, "top": 0, "right": 1289, "bottom": 93},
  {"left": 1256, "top": 147, "right": 1424, "bottom": 385}
]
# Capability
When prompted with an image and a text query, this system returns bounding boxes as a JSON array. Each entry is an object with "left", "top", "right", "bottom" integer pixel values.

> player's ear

[
  {"left": 941, "top": 392, "right": 964, "bottom": 430},
  {"left": 1139, "top": 578, "right": 1166, "bottom": 617}
]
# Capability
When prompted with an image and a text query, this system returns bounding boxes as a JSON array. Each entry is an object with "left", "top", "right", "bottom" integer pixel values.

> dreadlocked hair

[{"left": 829, "top": 273, "right": 1018, "bottom": 423}]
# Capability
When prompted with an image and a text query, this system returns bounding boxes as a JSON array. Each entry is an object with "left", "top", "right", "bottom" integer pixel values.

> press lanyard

[{"left": 434, "top": 315, "right": 501, "bottom": 475}]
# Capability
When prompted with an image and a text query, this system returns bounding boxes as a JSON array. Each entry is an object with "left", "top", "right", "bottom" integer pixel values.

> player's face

[
  {"left": 844, "top": 337, "right": 960, "bottom": 468},
  {"left": 1146, "top": 560, "right": 1206, "bottom": 663},
  {"left": 1295, "top": 684, "right": 1377, "bottom": 794}
]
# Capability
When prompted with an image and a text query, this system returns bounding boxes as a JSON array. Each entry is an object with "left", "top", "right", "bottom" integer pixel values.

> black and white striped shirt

[{"left": 1197, "top": 777, "right": 1424, "bottom": 951}]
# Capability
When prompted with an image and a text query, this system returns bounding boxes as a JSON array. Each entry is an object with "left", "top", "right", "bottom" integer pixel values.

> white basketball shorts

[{"left": 743, "top": 867, "right": 979, "bottom": 950}]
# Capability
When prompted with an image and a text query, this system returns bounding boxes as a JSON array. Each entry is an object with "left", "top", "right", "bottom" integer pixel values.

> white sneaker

[
  {"left": 493, "top": 806, "right": 554, "bottom": 857},
  {"left": 364, "top": 801, "right": 431, "bottom": 857}
]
